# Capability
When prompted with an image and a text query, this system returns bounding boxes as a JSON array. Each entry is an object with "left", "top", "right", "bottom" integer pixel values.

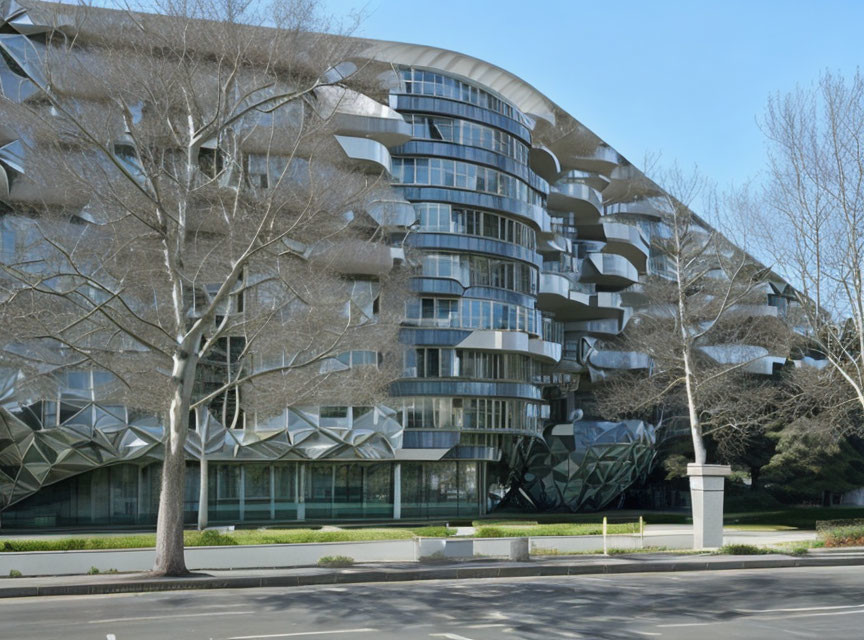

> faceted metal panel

[
  {"left": 0, "top": 368, "right": 403, "bottom": 510},
  {"left": 511, "top": 418, "right": 656, "bottom": 512}
]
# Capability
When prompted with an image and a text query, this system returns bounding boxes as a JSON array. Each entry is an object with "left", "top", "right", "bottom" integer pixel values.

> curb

[{"left": 3, "top": 554, "right": 864, "bottom": 599}]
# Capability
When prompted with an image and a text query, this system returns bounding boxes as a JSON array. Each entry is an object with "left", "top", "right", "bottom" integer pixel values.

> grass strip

[{"left": 1, "top": 527, "right": 457, "bottom": 552}]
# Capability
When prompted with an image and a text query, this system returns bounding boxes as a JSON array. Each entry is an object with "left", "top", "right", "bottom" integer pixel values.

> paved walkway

[{"left": 1, "top": 547, "right": 861, "bottom": 599}]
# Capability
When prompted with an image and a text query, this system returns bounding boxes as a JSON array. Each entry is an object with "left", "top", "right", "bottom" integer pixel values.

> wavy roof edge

[{"left": 15, "top": 1, "right": 788, "bottom": 287}]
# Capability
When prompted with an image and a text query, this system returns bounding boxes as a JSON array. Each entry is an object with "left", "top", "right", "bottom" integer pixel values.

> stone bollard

[{"left": 509, "top": 537, "right": 530, "bottom": 562}]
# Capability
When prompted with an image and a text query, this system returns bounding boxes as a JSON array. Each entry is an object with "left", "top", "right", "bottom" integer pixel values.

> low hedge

[{"left": 475, "top": 522, "right": 639, "bottom": 538}]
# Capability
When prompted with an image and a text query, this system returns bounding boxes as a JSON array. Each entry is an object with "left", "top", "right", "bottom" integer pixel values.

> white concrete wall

[
  {"left": 0, "top": 534, "right": 694, "bottom": 577},
  {"left": 0, "top": 539, "right": 418, "bottom": 577}
]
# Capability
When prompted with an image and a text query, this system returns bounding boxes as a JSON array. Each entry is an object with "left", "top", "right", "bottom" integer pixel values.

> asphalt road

[{"left": 2, "top": 565, "right": 863, "bottom": 640}]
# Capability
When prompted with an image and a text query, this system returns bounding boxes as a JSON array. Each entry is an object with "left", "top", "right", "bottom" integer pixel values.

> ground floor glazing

[{"left": 0, "top": 460, "right": 484, "bottom": 529}]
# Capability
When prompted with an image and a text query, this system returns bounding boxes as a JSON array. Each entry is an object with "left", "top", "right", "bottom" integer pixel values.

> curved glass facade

[
  {"left": 414, "top": 203, "right": 536, "bottom": 249},
  {"left": 398, "top": 68, "right": 533, "bottom": 128},
  {"left": 390, "top": 66, "right": 558, "bottom": 487},
  {"left": 405, "top": 114, "right": 530, "bottom": 164},
  {"left": 392, "top": 157, "right": 545, "bottom": 205}
]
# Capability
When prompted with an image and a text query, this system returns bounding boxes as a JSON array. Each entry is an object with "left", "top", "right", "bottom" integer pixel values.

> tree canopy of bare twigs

[
  {"left": 739, "top": 69, "right": 864, "bottom": 439},
  {"left": 0, "top": 0, "right": 407, "bottom": 575},
  {"left": 596, "top": 167, "right": 794, "bottom": 466}
]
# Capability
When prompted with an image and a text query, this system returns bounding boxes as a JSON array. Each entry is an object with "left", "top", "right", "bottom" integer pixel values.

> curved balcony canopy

[
  {"left": 454, "top": 329, "right": 561, "bottom": 364},
  {"left": 529, "top": 144, "right": 560, "bottom": 181},
  {"left": 547, "top": 181, "right": 603, "bottom": 223},
  {"left": 697, "top": 344, "right": 789, "bottom": 376},
  {"left": 578, "top": 222, "right": 649, "bottom": 272},
  {"left": 335, "top": 135, "right": 392, "bottom": 174},
  {"left": 366, "top": 197, "right": 418, "bottom": 227},
  {"left": 0, "top": 32, "right": 45, "bottom": 103},
  {"left": 314, "top": 85, "right": 413, "bottom": 147},
  {"left": 537, "top": 272, "right": 592, "bottom": 319},
  {"left": 565, "top": 318, "right": 623, "bottom": 336},
  {"left": 603, "top": 197, "right": 669, "bottom": 221},
  {"left": 0, "top": 138, "right": 25, "bottom": 201},
  {"left": 554, "top": 169, "right": 610, "bottom": 192},
  {"left": 587, "top": 348, "right": 652, "bottom": 373},
  {"left": 549, "top": 139, "right": 620, "bottom": 175},
  {"left": 580, "top": 253, "right": 639, "bottom": 289}
]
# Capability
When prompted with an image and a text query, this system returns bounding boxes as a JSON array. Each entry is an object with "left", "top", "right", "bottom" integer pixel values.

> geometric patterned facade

[
  {"left": 0, "top": 367, "right": 402, "bottom": 511},
  {"left": 507, "top": 418, "right": 657, "bottom": 512}
]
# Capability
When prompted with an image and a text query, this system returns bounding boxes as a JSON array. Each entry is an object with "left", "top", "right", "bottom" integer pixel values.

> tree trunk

[
  {"left": 196, "top": 406, "right": 209, "bottom": 531},
  {"left": 198, "top": 454, "right": 209, "bottom": 531},
  {"left": 153, "top": 355, "right": 194, "bottom": 576},
  {"left": 750, "top": 466, "right": 761, "bottom": 491},
  {"left": 682, "top": 347, "right": 707, "bottom": 466}
]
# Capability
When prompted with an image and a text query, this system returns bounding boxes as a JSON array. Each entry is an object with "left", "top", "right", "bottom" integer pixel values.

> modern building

[{"left": 0, "top": 2, "right": 792, "bottom": 529}]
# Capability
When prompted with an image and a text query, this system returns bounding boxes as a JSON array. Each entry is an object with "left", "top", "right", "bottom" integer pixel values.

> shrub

[
  {"left": 719, "top": 544, "right": 770, "bottom": 555},
  {"left": 87, "top": 566, "right": 100, "bottom": 575},
  {"left": 475, "top": 522, "right": 639, "bottom": 538},
  {"left": 187, "top": 530, "right": 238, "bottom": 547},
  {"left": 317, "top": 555, "right": 354, "bottom": 568},
  {"left": 409, "top": 527, "right": 457, "bottom": 537},
  {"left": 8, "top": 569, "right": 22, "bottom": 578},
  {"left": 818, "top": 523, "right": 864, "bottom": 547}
]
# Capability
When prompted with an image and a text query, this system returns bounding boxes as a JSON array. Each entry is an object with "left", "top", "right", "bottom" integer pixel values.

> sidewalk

[{"left": 2, "top": 549, "right": 862, "bottom": 599}]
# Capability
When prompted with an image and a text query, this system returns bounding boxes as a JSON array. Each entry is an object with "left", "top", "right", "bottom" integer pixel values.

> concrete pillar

[
  {"left": 269, "top": 465, "right": 275, "bottom": 521},
  {"left": 297, "top": 464, "right": 305, "bottom": 521},
  {"left": 393, "top": 463, "right": 401, "bottom": 520},
  {"left": 687, "top": 463, "right": 731, "bottom": 549},
  {"left": 509, "top": 537, "right": 530, "bottom": 562}
]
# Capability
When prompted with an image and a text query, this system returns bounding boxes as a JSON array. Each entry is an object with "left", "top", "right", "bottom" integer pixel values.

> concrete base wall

[
  {"left": 0, "top": 540, "right": 418, "bottom": 577},
  {"left": 0, "top": 534, "right": 694, "bottom": 577}
]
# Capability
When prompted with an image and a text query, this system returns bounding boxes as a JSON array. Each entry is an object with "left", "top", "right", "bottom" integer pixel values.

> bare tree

[
  {"left": 0, "top": 0, "right": 406, "bottom": 575},
  {"left": 744, "top": 70, "right": 864, "bottom": 435},
  {"left": 596, "top": 167, "right": 792, "bottom": 465}
]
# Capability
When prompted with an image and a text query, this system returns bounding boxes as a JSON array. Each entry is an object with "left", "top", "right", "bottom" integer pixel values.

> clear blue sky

[{"left": 323, "top": 0, "right": 862, "bottom": 188}]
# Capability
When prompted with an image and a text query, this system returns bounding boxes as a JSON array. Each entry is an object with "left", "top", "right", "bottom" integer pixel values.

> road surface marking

[
  {"left": 89, "top": 610, "right": 254, "bottom": 624},
  {"left": 765, "top": 608, "right": 864, "bottom": 620},
  {"left": 430, "top": 634, "right": 476, "bottom": 640},
  {"left": 466, "top": 623, "right": 507, "bottom": 628},
  {"left": 228, "top": 630, "right": 378, "bottom": 640},
  {"left": 657, "top": 622, "right": 715, "bottom": 628},
  {"left": 107, "top": 635, "right": 117, "bottom": 640},
  {"left": 632, "top": 632, "right": 662, "bottom": 637},
  {"left": 738, "top": 603, "right": 864, "bottom": 614}
]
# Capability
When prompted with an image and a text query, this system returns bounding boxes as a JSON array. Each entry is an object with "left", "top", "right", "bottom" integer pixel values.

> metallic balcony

[
  {"left": 529, "top": 144, "right": 561, "bottom": 181},
  {"left": 581, "top": 253, "right": 639, "bottom": 289},
  {"left": 697, "top": 345, "right": 789, "bottom": 376},
  {"left": 554, "top": 169, "right": 611, "bottom": 192},
  {"left": 366, "top": 197, "right": 418, "bottom": 227},
  {"left": 578, "top": 222, "right": 649, "bottom": 272},
  {"left": 586, "top": 347, "right": 652, "bottom": 372},
  {"left": 451, "top": 329, "right": 562, "bottom": 364},
  {"left": 537, "top": 272, "right": 592, "bottom": 319},
  {"left": 603, "top": 197, "right": 669, "bottom": 221},
  {"left": 565, "top": 318, "right": 623, "bottom": 336},
  {"left": 335, "top": 135, "right": 392, "bottom": 174},
  {"left": 547, "top": 181, "right": 603, "bottom": 223},
  {"left": 550, "top": 140, "right": 620, "bottom": 176}
]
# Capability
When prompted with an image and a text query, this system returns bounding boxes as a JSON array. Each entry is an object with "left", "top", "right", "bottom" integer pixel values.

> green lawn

[{"left": 1, "top": 527, "right": 456, "bottom": 552}]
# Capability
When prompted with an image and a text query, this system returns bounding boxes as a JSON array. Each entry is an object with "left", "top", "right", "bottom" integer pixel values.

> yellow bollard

[{"left": 603, "top": 516, "right": 608, "bottom": 555}]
